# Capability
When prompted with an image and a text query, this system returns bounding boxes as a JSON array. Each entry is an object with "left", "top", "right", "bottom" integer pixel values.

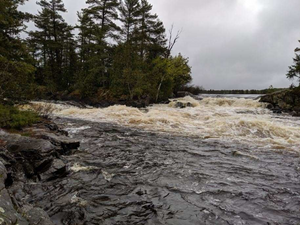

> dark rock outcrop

[
  {"left": 0, "top": 131, "right": 76, "bottom": 181},
  {"left": 0, "top": 121, "right": 80, "bottom": 225},
  {"left": 41, "top": 132, "right": 80, "bottom": 154},
  {"left": 259, "top": 89, "right": 300, "bottom": 116},
  {"left": 0, "top": 161, "right": 54, "bottom": 225}
]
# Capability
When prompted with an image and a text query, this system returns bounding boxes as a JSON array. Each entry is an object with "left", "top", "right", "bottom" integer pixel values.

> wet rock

[
  {"left": 0, "top": 189, "right": 29, "bottom": 225},
  {"left": 0, "top": 161, "right": 6, "bottom": 190},
  {"left": 41, "top": 133, "right": 80, "bottom": 153},
  {"left": 0, "top": 130, "right": 74, "bottom": 183},
  {"left": 0, "top": 133, "right": 55, "bottom": 180},
  {"left": 266, "top": 103, "right": 274, "bottom": 109},
  {"left": 0, "top": 162, "right": 29, "bottom": 225},
  {"left": 175, "top": 102, "right": 186, "bottom": 108},
  {"left": 23, "top": 162, "right": 35, "bottom": 179},
  {"left": 21, "top": 205, "right": 54, "bottom": 225},
  {"left": 3, "top": 133, "right": 55, "bottom": 155},
  {"left": 174, "top": 101, "right": 194, "bottom": 108},
  {"left": 40, "top": 159, "right": 67, "bottom": 181},
  {"left": 35, "top": 158, "right": 54, "bottom": 174}
]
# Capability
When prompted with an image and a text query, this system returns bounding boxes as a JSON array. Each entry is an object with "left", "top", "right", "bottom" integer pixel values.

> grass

[{"left": 0, "top": 104, "right": 40, "bottom": 129}]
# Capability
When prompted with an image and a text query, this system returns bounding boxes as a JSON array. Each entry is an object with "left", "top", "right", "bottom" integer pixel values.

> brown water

[{"left": 21, "top": 96, "right": 300, "bottom": 224}]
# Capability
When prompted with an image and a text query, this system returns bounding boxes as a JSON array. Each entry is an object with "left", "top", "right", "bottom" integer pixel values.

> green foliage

[
  {"left": 168, "top": 54, "right": 192, "bottom": 92},
  {"left": 0, "top": 105, "right": 40, "bottom": 129},
  {"left": 287, "top": 40, "right": 300, "bottom": 85},
  {"left": 2, "top": 0, "right": 193, "bottom": 103},
  {"left": 0, "top": 0, "right": 35, "bottom": 100},
  {"left": 29, "top": 0, "right": 77, "bottom": 91}
]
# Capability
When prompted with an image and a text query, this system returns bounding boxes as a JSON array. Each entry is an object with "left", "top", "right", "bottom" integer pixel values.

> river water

[{"left": 23, "top": 95, "right": 300, "bottom": 224}]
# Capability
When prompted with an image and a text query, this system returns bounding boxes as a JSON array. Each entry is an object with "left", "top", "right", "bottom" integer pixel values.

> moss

[{"left": 0, "top": 105, "right": 40, "bottom": 129}]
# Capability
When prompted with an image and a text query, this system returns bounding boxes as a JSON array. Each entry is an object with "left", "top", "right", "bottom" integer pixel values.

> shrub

[{"left": 0, "top": 105, "right": 40, "bottom": 129}]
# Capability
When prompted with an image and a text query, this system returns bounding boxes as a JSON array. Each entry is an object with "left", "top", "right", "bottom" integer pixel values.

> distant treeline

[
  {"left": 1, "top": 0, "right": 192, "bottom": 104},
  {"left": 179, "top": 85, "right": 287, "bottom": 95},
  {"left": 199, "top": 88, "right": 287, "bottom": 95}
]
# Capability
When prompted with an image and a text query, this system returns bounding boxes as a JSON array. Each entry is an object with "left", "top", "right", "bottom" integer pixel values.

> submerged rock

[{"left": 169, "top": 96, "right": 201, "bottom": 108}]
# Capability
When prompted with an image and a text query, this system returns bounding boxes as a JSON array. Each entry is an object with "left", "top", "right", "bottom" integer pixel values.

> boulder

[{"left": 260, "top": 89, "right": 300, "bottom": 116}]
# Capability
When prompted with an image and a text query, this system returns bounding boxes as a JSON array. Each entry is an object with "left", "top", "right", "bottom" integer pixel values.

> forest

[{"left": 0, "top": 0, "right": 192, "bottom": 105}]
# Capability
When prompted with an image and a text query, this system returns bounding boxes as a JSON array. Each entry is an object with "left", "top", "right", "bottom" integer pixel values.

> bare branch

[{"left": 166, "top": 24, "right": 182, "bottom": 58}]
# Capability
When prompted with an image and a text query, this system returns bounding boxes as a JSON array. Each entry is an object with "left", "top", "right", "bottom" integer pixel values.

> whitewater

[{"left": 24, "top": 96, "right": 300, "bottom": 153}]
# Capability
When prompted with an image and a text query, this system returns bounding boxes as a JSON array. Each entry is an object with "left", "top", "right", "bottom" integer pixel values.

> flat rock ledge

[{"left": 0, "top": 123, "right": 80, "bottom": 225}]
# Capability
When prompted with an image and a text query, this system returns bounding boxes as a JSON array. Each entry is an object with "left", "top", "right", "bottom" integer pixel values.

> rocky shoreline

[
  {"left": 0, "top": 119, "right": 80, "bottom": 225},
  {"left": 259, "top": 89, "right": 300, "bottom": 116}
]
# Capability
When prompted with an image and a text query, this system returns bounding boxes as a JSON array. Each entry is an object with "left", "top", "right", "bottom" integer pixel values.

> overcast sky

[{"left": 20, "top": 0, "right": 300, "bottom": 90}]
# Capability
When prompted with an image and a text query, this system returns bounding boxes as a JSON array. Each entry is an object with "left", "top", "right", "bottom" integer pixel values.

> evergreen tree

[
  {"left": 119, "top": 0, "right": 141, "bottom": 42},
  {"left": 76, "top": 0, "right": 120, "bottom": 96},
  {"left": 0, "top": 0, "right": 35, "bottom": 100},
  {"left": 287, "top": 40, "right": 300, "bottom": 85},
  {"left": 138, "top": 0, "right": 166, "bottom": 60},
  {"left": 112, "top": 0, "right": 169, "bottom": 101},
  {"left": 86, "top": 0, "right": 120, "bottom": 39},
  {"left": 29, "top": 0, "right": 75, "bottom": 91}
]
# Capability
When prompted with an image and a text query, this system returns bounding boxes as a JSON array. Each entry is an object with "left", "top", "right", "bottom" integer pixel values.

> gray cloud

[{"left": 21, "top": 0, "right": 300, "bottom": 89}]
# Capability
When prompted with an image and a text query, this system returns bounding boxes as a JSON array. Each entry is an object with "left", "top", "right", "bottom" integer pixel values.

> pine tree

[
  {"left": 138, "top": 0, "right": 166, "bottom": 60},
  {"left": 29, "top": 0, "right": 74, "bottom": 91},
  {"left": 75, "top": 0, "right": 120, "bottom": 96},
  {"left": 86, "top": 0, "right": 120, "bottom": 40},
  {"left": 0, "top": 0, "right": 35, "bottom": 100},
  {"left": 287, "top": 40, "right": 300, "bottom": 85},
  {"left": 119, "top": 0, "right": 141, "bottom": 42}
]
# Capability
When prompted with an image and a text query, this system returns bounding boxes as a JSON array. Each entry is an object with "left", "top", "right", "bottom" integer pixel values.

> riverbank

[
  {"left": 0, "top": 119, "right": 80, "bottom": 225},
  {"left": 259, "top": 88, "right": 300, "bottom": 116}
]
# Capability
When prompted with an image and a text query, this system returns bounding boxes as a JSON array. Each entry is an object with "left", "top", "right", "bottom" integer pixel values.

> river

[{"left": 23, "top": 95, "right": 300, "bottom": 224}]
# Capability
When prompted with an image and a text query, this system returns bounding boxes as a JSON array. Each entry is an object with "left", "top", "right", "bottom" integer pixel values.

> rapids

[
  {"left": 19, "top": 96, "right": 300, "bottom": 224},
  {"left": 24, "top": 96, "right": 300, "bottom": 152}
]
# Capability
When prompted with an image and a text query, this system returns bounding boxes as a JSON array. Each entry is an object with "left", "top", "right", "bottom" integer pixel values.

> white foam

[{"left": 22, "top": 98, "right": 300, "bottom": 152}]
